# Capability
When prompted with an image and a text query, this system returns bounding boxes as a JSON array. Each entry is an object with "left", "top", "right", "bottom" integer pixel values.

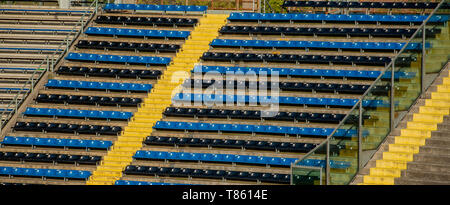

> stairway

[
  {"left": 86, "top": 14, "right": 229, "bottom": 185},
  {"left": 394, "top": 99, "right": 450, "bottom": 184},
  {"left": 359, "top": 66, "right": 450, "bottom": 185}
]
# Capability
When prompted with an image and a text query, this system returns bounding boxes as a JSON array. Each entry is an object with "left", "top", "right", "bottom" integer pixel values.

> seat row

[
  {"left": 172, "top": 93, "right": 389, "bottom": 108},
  {"left": 193, "top": 65, "right": 415, "bottom": 79},
  {"left": 211, "top": 39, "right": 424, "bottom": 50},
  {"left": 46, "top": 79, "right": 153, "bottom": 92},
  {"left": 13, "top": 122, "right": 122, "bottom": 135},
  {"left": 124, "top": 165, "right": 291, "bottom": 183},
  {"left": 85, "top": 27, "right": 190, "bottom": 39},
  {"left": 2, "top": 136, "right": 113, "bottom": 149},
  {"left": 95, "top": 15, "right": 198, "bottom": 26},
  {"left": 163, "top": 107, "right": 360, "bottom": 123},
  {"left": 115, "top": 180, "right": 191, "bottom": 185},
  {"left": 183, "top": 79, "right": 385, "bottom": 94},
  {"left": 76, "top": 40, "right": 180, "bottom": 52},
  {"left": 0, "top": 47, "right": 62, "bottom": 52},
  {"left": 135, "top": 150, "right": 293, "bottom": 166},
  {"left": 57, "top": 66, "right": 162, "bottom": 79},
  {"left": 104, "top": 4, "right": 208, "bottom": 12},
  {"left": 23, "top": 107, "right": 133, "bottom": 120},
  {"left": 0, "top": 7, "right": 92, "bottom": 13},
  {"left": 66, "top": 52, "right": 172, "bottom": 65},
  {"left": 153, "top": 121, "right": 357, "bottom": 137},
  {"left": 134, "top": 150, "right": 350, "bottom": 168},
  {"left": 228, "top": 13, "right": 447, "bottom": 23},
  {"left": 220, "top": 26, "right": 438, "bottom": 37},
  {"left": 282, "top": 1, "right": 446, "bottom": 9},
  {"left": 36, "top": 94, "right": 142, "bottom": 107},
  {"left": 0, "top": 152, "right": 101, "bottom": 165},
  {"left": 143, "top": 136, "right": 317, "bottom": 152},
  {"left": 0, "top": 27, "right": 72, "bottom": 32},
  {"left": 201, "top": 52, "right": 407, "bottom": 66},
  {"left": 0, "top": 167, "right": 91, "bottom": 179}
]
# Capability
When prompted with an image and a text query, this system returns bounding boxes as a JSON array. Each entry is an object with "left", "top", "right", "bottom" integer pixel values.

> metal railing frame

[
  {"left": 291, "top": 0, "right": 448, "bottom": 185},
  {"left": 0, "top": 0, "right": 100, "bottom": 133}
]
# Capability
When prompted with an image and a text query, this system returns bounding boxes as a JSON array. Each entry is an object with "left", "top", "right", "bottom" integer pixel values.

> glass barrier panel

[
  {"left": 424, "top": 2, "right": 450, "bottom": 75},
  {"left": 394, "top": 27, "right": 423, "bottom": 116},
  {"left": 360, "top": 66, "right": 393, "bottom": 165},
  {"left": 328, "top": 105, "right": 360, "bottom": 185},
  {"left": 292, "top": 166, "right": 324, "bottom": 185},
  {"left": 291, "top": 142, "right": 327, "bottom": 185}
]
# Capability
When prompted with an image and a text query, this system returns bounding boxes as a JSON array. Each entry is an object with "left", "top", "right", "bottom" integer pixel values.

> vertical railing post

[
  {"left": 422, "top": 24, "right": 426, "bottom": 93},
  {"left": 326, "top": 140, "right": 330, "bottom": 185},
  {"left": 52, "top": 57, "right": 55, "bottom": 73},
  {"left": 358, "top": 100, "right": 363, "bottom": 170},
  {"left": 390, "top": 62, "right": 395, "bottom": 131}
]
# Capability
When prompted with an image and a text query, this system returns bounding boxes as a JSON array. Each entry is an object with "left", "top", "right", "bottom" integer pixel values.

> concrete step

[
  {"left": 437, "top": 122, "right": 450, "bottom": 130},
  {"left": 401, "top": 170, "right": 450, "bottom": 182},
  {"left": 395, "top": 177, "right": 450, "bottom": 185},
  {"left": 419, "top": 145, "right": 450, "bottom": 156},
  {"left": 405, "top": 161, "right": 450, "bottom": 174},
  {"left": 428, "top": 131, "right": 450, "bottom": 139},
  {"left": 413, "top": 153, "right": 450, "bottom": 164}
]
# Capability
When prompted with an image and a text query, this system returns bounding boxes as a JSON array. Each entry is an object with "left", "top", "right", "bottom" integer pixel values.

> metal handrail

[
  {"left": 0, "top": 0, "right": 100, "bottom": 132},
  {"left": 292, "top": 0, "right": 448, "bottom": 179}
]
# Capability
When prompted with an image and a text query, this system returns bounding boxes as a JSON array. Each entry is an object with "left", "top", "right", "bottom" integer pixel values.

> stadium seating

[
  {"left": 210, "top": 39, "right": 427, "bottom": 51},
  {"left": 143, "top": 136, "right": 318, "bottom": 152},
  {"left": 94, "top": 15, "right": 198, "bottom": 26},
  {"left": 45, "top": 79, "right": 153, "bottom": 92},
  {"left": 115, "top": 180, "right": 192, "bottom": 185},
  {"left": 162, "top": 107, "right": 363, "bottom": 123},
  {"left": 103, "top": 4, "right": 208, "bottom": 13},
  {"left": 0, "top": 5, "right": 91, "bottom": 124},
  {"left": 0, "top": 3, "right": 203, "bottom": 185},
  {"left": 201, "top": 52, "right": 412, "bottom": 66},
  {"left": 192, "top": 65, "right": 416, "bottom": 79},
  {"left": 23, "top": 107, "right": 133, "bottom": 120},
  {"left": 0, "top": 167, "right": 91, "bottom": 179},
  {"left": 123, "top": 165, "right": 291, "bottom": 183},
  {"left": 13, "top": 122, "right": 122, "bottom": 135},
  {"left": 76, "top": 40, "right": 180, "bottom": 52},
  {"left": 65, "top": 53, "right": 172, "bottom": 65},
  {"left": 36, "top": 94, "right": 142, "bottom": 106},
  {"left": 220, "top": 26, "right": 440, "bottom": 37},
  {"left": 0, "top": 151, "right": 101, "bottom": 164},
  {"left": 56, "top": 66, "right": 162, "bottom": 79},
  {"left": 182, "top": 79, "right": 390, "bottom": 94},
  {"left": 172, "top": 93, "right": 390, "bottom": 108},
  {"left": 227, "top": 13, "right": 448, "bottom": 23},
  {"left": 1, "top": 136, "right": 112, "bottom": 149},
  {"left": 282, "top": 1, "right": 449, "bottom": 9},
  {"left": 85, "top": 27, "right": 190, "bottom": 39},
  {"left": 153, "top": 121, "right": 358, "bottom": 137},
  {"left": 133, "top": 150, "right": 351, "bottom": 169},
  {"left": 3, "top": 2, "right": 448, "bottom": 186}
]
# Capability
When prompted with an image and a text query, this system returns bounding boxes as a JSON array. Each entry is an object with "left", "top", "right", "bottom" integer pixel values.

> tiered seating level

[
  {"left": 0, "top": 3, "right": 448, "bottom": 185},
  {"left": 117, "top": 11, "right": 442, "bottom": 185},
  {"left": 0, "top": 5, "right": 203, "bottom": 185},
  {"left": 0, "top": 5, "right": 91, "bottom": 120},
  {"left": 282, "top": 0, "right": 450, "bottom": 14}
]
